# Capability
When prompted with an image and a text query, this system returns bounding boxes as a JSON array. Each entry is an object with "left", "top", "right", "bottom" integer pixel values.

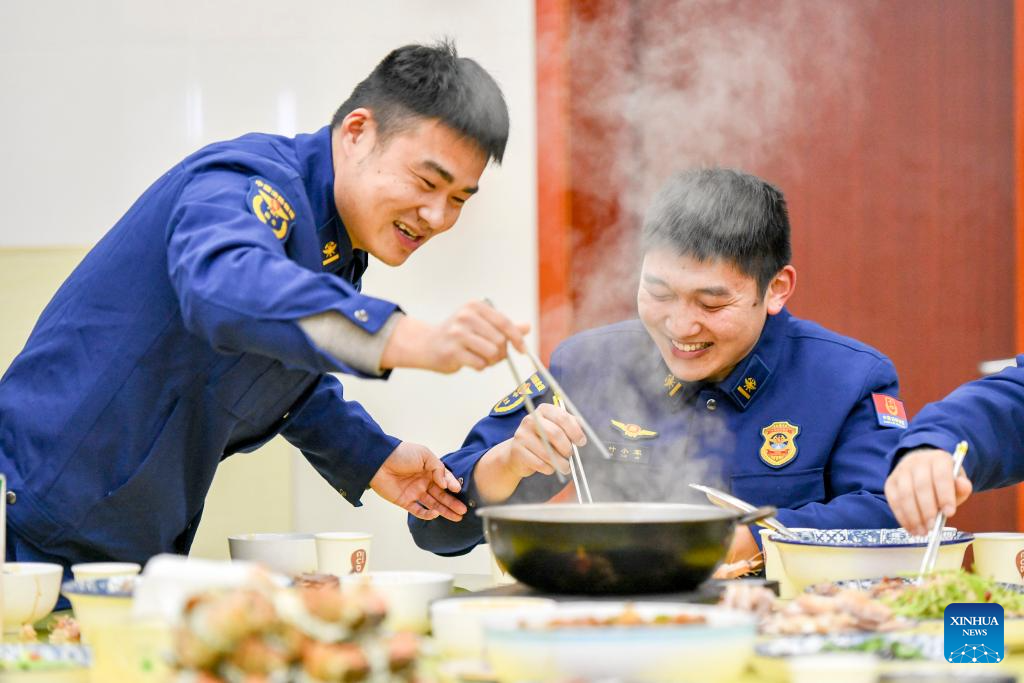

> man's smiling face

[
  {"left": 637, "top": 248, "right": 777, "bottom": 383},
  {"left": 333, "top": 112, "right": 488, "bottom": 266}
]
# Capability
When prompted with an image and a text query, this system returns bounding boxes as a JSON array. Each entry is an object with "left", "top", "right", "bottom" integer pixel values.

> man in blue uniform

[
  {"left": 410, "top": 168, "right": 903, "bottom": 560},
  {"left": 0, "top": 42, "right": 530, "bottom": 573},
  {"left": 885, "top": 359, "right": 1024, "bottom": 536}
]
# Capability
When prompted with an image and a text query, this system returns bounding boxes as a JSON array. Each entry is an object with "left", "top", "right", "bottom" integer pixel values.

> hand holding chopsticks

[{"left": 916, "top": 440, "right": 969, "bottom": 580}]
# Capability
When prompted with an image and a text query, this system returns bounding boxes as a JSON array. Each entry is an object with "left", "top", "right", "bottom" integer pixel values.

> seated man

[
  {"left": 410, "top": 168, "right": 903, "bottom": 559},
  {"left": 885, "top": 358, "right": 1024, "bottom": 536}
]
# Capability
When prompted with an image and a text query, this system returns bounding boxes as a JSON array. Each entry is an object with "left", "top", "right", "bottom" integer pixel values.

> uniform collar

[
  {"left": 293, "top": 126, "right": 337, "bottom": 231},
  {"left": 718, "top": 308, "right": 790, "bottom": 410},
  {"left": 294, "top": 126, "right": 368, "bottom": 284}
]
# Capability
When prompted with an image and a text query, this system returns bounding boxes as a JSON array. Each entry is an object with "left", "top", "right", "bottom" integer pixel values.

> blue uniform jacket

[
  {"left": 0, "top": 126, "right": 401, "bottom": 566},
  {"left": 410, "top": 310, "right": 902, "bottom": 555},
  {"left": 891, "top": 356, "right": 1024, "bottom": 490}
]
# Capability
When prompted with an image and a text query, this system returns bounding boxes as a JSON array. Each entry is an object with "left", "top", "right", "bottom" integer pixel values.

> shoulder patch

[
  {"left": 871, "top": 393, "right": 908, "bottom": 429},
  {"left": 490, "top": 373, "right": 550, "bottom": 417},
  {"left": 246, "top": 177, "right": 296, "bottom": 240}
]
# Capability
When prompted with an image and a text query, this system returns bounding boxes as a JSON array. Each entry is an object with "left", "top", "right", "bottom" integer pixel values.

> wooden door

[{"left": 537, "top": 0, "right": 1017, "bottom": 531}]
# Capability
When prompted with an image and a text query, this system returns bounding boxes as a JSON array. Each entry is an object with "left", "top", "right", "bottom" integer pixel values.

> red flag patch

[{"left": 872, "top": 393, "right": 908, "bottom": 429}]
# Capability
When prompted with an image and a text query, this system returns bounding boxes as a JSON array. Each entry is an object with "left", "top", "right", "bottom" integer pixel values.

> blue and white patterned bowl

[
  {"left": 0, "top": 643, "right": 90, "bottom": 682},
  {"left": 768, "top": 528, "right": 973, "bottom": 593},
  {"left": 770, "top": 528, "right": 972, "bottom": 548}
]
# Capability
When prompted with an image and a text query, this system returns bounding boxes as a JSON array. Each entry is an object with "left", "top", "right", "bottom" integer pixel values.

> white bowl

[
  {"left": 70, "top": 562, "right": 141, "bottom": 581},
  {"left": 482, "top": 601, "right": 756, "bottom": 683},
  {"left": 340, "top": 570, "right": 453, "bottom": 633},
  {"left": 227, "top": 532, "right": 317, "bottom": 576},
  {"left": 772, "top": 528, "right": 973, "bottom": 593},
  {"left": 430, "top": 596, "right": 557, "bottom": 659},
  {"left": 3, "top": 562, "right": 64, "bottom": 632}
]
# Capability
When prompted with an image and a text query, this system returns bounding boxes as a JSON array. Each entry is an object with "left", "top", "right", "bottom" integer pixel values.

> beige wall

[{"left": 1, "top": 1, "right": 537, "bottom": 574}]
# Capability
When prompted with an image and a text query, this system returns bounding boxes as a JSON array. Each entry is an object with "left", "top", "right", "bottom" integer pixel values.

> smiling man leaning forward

[
  {"left": 409, "top": 168, "right": 902, "bottom": 563},
  {"left": 0, "top": 41, "right": 530, "bottom": 579}
]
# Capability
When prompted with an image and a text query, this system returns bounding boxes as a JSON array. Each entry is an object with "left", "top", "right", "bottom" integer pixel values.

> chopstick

[
  {"left": 501, "top": 351, "right": 568, "bottom": 487},
  {"left": 916, "top": 440, "right": 969, "bottom": 580},
  {"left": 483, "top": 298, "right": 596, "bottom": 503},
  {"left": 522, "top": 348, "right": 612, "bottom": 463},
  {"left": 554, "top": 394, "right": 594, "bottom": 504}
]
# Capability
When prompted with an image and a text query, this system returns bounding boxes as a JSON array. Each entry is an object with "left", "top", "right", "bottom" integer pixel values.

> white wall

[{"left": 0, "top": 1, "right": 538, "bottom": 575}]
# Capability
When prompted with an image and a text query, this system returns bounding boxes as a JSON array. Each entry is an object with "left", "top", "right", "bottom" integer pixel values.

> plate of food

[
  {"left": 806, "top": 572, "right": 1024, "bottom": 649},
  {"left": 481, "top": 601, "right": 757, "bottom": 683}
]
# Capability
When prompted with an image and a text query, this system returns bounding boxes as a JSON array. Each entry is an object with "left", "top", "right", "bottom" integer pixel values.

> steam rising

[{"left": 537, "top": 1, "right": 877, "bottom": 503}]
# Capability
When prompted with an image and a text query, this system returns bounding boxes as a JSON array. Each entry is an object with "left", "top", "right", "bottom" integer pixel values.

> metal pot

[{"left": 478, "top": 502, "right": 775, "bottom": 595}]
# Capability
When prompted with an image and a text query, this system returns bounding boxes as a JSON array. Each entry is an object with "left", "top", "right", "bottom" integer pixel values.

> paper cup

[
  {"left": 760, "top": 527, "right": 804, "bottom": 599},
  {"left": 315, "top": 532, "right": 372, "bottom": 576},
  {"left": 972, "top": 532, "right": 1024, "bottom": 584},
  {"left": 71, "top": 562, "right": 141, "bottom": 581}
]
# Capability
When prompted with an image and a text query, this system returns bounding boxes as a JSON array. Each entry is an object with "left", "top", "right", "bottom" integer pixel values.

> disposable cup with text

[
  {"left": 315, "top": 532, "right": 372, "bottom": 576},
  {"left": 972, "top": 532, "right": 1024, "bottom": 584}
]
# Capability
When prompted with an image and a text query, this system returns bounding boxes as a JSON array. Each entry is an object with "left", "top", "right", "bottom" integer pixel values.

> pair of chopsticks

[
  {"left": 502, "top": 348, "right": 596, "bottom": 504},
  {"left": 916, "top": 440, "right": 969, "bottom": 580}
]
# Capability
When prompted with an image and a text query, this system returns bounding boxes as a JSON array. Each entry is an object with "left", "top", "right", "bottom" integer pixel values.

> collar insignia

[
  {"left": 731, "top": 355, "right": 771, "bottom": 409},
  {"left": 246, "top": 177, "right": 296, "bottom": 240},
  {"left": 322, "top": 240, "right": 340, "bottom": 266},
  {"left": 610, "top": 419, "right": 658, "bottom": 440},
  {"left": 664, "top": 373, "right": 683, "bottom": 397},
  {"left": 759, "top": 421, "right": 800, "bottom": 468}
]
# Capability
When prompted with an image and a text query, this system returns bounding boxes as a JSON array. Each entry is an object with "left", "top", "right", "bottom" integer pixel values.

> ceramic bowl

[
  {"left": 70, "top": 562, "right": 141, "bottom": 581},
  {"left": 771, "top": 528, "right": 973, "bottom": 592},
  {"left": 0, "top": 643, "right": 90, "bottom": 682},
  {"left": 60, "top": 576, "right": 135, "bottom": 642},
  {"left": 340, "top": 570, "right": 453, "bottom": 633},
  {"left": 430, "top": 596, "right": 557, "bottom": 659},
  {"left": 227, "top": 532, "right": 318, "bottom": 576},
  {"left": 482, "top": 601, "right": 756, "bottom": 683},
  {"left": 3, "top": 562, "right": 64, "bottom": 632}
]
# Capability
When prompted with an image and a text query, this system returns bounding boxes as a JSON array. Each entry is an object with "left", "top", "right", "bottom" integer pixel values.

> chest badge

[
  {"left": 610, "top": 420, "right": 658, "bottom": 440},
  {"left": 759, "top": 421, "right": 800, "bottom": 468},
  {"left": 247, "top": 177, "right": 296, "bottom": 240}
]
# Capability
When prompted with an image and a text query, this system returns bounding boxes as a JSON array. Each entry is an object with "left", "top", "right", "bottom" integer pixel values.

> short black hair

[
  {"left": 640, "top": 168, "right": 791, "bottom": 295},
  {"left": 331, "top": 40, "right": 509, "bottom": 164}
]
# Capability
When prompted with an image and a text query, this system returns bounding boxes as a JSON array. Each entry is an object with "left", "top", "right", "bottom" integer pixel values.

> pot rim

[{"left": 477, "top": 501, "right": 744, "bottom": 523}]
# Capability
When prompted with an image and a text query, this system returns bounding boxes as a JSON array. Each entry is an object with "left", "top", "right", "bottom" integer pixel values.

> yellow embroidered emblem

[
  {"left": 664, "top": 373, "right": 682, "bottom": 397},
  {"left": 247, "top": 177, "right": 296, "bottom": 240},
  {"left": 610, "top": 420, "right": 658, "bottom": 440},
  {"left": 737, "top": 377, "right": 758, "bottom": 400},
  {"left": 322, "top": 241, "right": 340, "bottom": 266},
  {"left": 491, "top": 373, "right": 549, "bottom": 415},
  {"left": 759, "top": 421, "right": 799, "bottom": 468},
  {"left": 884, "top": 395, "right": 899, "bottom": 416}
]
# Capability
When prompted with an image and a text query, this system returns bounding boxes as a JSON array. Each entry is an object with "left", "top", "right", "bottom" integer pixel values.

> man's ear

[
  {"left": 764, "top": 265, "right": 796, "bottom": 315},
  {"left": 335, "top": 108, "right": 376, "bottom": 158}
]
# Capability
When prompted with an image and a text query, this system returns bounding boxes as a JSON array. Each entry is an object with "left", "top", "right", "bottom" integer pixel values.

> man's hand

[
  {"left": 725, "top": 525, "right": 759, "bottom": 564},
  {"left": 504, "top": 403, "right": 586, "bottom": 478},
  {"left": 380, "top": 300, "right": 530, "bottom": 373},
  {"left": 473, "top": 404, "right": 586, "bottom": 503},
  {"left": 884, "top": 447, "right": 974, "bottom": 536},
  {"left": 370, "top": 442, "right": 468, "bottom": 522}
]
